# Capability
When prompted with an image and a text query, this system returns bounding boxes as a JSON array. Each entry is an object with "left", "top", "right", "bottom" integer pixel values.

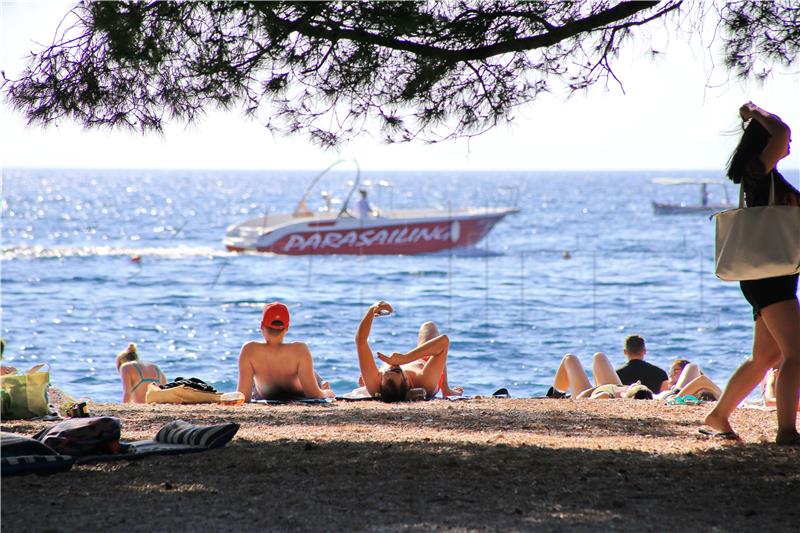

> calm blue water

[{"left": 2, "top": 168, "right": 798, "bottom": 402}]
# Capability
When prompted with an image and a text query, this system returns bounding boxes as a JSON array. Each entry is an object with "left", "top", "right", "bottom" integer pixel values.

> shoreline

[{"left": 3, "top": 399, "right": 799, "bottom": 532}]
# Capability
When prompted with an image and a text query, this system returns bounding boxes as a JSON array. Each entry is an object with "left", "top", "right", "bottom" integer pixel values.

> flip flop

[{"left": 698, "top": 427, "right": 740, "bottom": 440}]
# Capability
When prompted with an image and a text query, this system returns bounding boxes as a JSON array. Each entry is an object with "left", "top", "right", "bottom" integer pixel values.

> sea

[{"left": 2, "top": 167, "right": 798, "bottom": 402}]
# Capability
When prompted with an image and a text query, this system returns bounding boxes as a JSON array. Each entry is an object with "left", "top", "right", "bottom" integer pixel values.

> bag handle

[
  {"left": 768, "top": 172, "right": 777, "bottom": 205},
  {"left": 738, "top": 172, "right": 777, "bottom": 208}
]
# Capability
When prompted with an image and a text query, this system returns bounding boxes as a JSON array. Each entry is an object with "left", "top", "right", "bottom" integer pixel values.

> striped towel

[{"left": 154, "top": 420, "right": 239, "bottom": 449}]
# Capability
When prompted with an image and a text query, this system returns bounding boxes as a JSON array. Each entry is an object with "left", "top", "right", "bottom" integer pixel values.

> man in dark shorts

[{"left": 615, "top": 335, "right": 669, "bottom": 394}]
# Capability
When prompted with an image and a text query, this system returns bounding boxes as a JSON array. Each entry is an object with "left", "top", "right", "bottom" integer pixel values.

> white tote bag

[{"left": 714, "top": 175, "right": 800, "bottom": 281}]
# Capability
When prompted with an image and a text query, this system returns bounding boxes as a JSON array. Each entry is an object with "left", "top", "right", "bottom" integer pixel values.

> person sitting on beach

[
  {"left": 657, "top": 359, "right": 722, "bottom": 401},
  {"left": 548, "top": 352, "right": 654, "bottom": 399},
  {"left": 355, "top": 300, "right": 460, "bottom": 402},
  {"left": 762, "top": 367, "right": 800, "bottom": 411},
  {"left": 614, "top": 335, "right": 669, "bottom": 393},
  {"left": 116, "top": 343, "right": 167, "bottom": 403},
  {"left": 236, "top": 301, "right": 334, "bottom": 402},
  {"left": 0, "top": 338, "right": 17, "bottom": 376}
]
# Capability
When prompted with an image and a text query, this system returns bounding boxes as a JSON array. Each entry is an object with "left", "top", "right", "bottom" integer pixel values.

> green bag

[{"left": 0, "top": 365, "right": 50, "bottom": 419}]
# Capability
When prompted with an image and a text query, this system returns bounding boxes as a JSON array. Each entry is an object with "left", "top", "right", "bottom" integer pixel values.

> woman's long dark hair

[{"left": 727, "top": 120, "right": 770, "bottom": 183}]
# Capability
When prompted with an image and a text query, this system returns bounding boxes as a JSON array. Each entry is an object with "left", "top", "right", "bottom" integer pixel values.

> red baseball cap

[{"left": 261, "top": 302, "right": 290, "bottom": 331}]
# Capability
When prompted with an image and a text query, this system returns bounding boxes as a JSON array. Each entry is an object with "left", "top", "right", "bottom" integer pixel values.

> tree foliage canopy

[{"left": 3, "top": 1, "right": 798, "bottom": 146}]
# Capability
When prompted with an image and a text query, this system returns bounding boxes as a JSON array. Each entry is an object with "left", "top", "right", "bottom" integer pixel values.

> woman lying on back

[
  {"left": 549, "top": 352, "right": 654, "bottom": 400},
  {"left": 355, "top": 301, "right": 461, "bottom": 402},
  {"left": 657, "top": 359, "right": 721, "bottom": 401}
]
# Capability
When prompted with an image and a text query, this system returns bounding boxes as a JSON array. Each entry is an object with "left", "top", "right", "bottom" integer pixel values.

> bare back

[
  {"left": 120, "top": 361, "right": 166, "bottom": 403},
  {"left": 236, "top": 340, "right": 330, "bottom": 401}
]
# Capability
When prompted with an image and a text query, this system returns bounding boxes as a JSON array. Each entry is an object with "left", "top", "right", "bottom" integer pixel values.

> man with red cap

[{"left": 236, "top": 302, "right": 334, "bottom": 401}]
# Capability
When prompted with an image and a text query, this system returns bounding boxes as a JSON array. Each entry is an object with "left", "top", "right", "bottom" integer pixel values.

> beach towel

[
  {"left": 250, "top": 397, "right": 335, "bottom": 405},
  {"left": 1, "top": 420, "right": 240, "bottom": 475},
  {"left": 145, "top": 383, "right": 222, "bottom": 404},
  {"left": 0, "top": 431, "right": 75, "bottom": 476},
  {"left": 337, "top": 387, "right": 509, "bottom": 401},
  {"left": 76, "top": 419, "right": 240, "bottom": 463},
  {"left": 337, "top": 387, "right": 379, "bottom": 401}
]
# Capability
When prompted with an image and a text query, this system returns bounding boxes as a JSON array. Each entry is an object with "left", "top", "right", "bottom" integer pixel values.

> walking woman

[{"left": 704, "top": 102, "right": 800, "bottom": 444}]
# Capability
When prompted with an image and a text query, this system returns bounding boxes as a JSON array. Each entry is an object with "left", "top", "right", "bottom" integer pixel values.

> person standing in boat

[
  {"left": 703, "top": 102, "right": 800, "bottom": 444},
  {"left": 355, "top": 189, "right": 377, "bottom": 219}
]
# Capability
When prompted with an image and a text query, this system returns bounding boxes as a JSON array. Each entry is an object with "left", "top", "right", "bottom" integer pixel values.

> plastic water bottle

[{"left": 219, "top": 391, "right": 245, "bottom": 406}]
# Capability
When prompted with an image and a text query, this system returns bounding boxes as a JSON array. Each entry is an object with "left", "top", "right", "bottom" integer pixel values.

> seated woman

[
  {"left": 656, "top": 359, "right": 722, "bottom": 401},
  {"left": 550, "top": 352, "right": 654, "bottom": 400},
  {"left": 355, "top": 300, "right": 461, "bottom": 402},
  {"left": 116, "top": 343, "right": 167, "bottom": 403},
  {"left": 0, "top": 337, "right": 17, "bottom": 376},
  {"left": 762, "top": 367, "right": 800, "bottom": 410}
]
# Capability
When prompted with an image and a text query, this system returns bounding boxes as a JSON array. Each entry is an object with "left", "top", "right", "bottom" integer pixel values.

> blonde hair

[{"left": 115, "top": 343, "right": 139, "bottom": 370}]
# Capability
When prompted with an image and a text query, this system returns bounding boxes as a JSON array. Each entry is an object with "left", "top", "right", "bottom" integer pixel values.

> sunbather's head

[
  {"left": 417, "top": 321, "right": 439, "bottom": 346},
  {"left": 379, "top": 365, "right": 410, "bottom": 402},
  {"left": 668, "top": 359, "right": 691, "bottom": 386},
  {"left": 261, "top": 302, "right": 290, "bottom": 341},
  {"left": 623, "top": 384, "right": 653, "bottom": 400},
  {"left": 115, "top": 343, "right": 139, "bottom": 371}
]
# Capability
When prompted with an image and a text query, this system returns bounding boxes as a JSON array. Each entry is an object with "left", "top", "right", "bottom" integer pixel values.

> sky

[{"left": 1, "top": 1, "right": 798, "bottom": 172}]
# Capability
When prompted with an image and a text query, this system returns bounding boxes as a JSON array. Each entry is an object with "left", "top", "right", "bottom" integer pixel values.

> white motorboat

[{"left": 224, "top": 161, "right": 518, "bottom": 255}]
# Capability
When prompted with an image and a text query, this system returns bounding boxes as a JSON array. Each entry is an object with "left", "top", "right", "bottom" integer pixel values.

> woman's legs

[
  {"left": 678, "top": 375, "right": 722, "bottom": 400},
  {"left": 553, "top": 354, "right": 592, "bottom": 397},
  {"left": 760, "top": 299, "right": 800, "bottom": 443},
  {"left": 592, "top": 352, "right": 623, "bottom": 386},
  {"left": 705, "top": 316, "right": 782, "bottom": 434},
  {"left": 674, "top": 363, "right": 703, "bottom": 390},
  {"left": 417, "top": 334, "right": 449, "bottom": 396},
  {"left": 418, "top": 321, "right": 439, "bottom": 346}
]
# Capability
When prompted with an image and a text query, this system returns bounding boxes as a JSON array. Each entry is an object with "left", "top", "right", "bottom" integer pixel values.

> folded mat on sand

[
  {"left": 1, "top": 419, "right": 240, "bottom": 476},
  {"left": 0, "top": 432, "right": 75, "bottom": 476},
  {"left": 250, "top": 397, "right": 334, "bottom": 405},
  {"left": 337, "top": 387, "right": 511, "bottom": 401}
]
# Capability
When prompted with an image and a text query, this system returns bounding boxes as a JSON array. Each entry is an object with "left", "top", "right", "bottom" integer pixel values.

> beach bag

[
  {"left": 33, "top": 416, "right": 122, "bottom": 456},
  {"left": 0, "top": 364, "right": 51, "bottom": 419},
  {"left": 145, "top": 377, "right": 222, "bottom": 404},
  {"left": 714, "top": 176, "right": 800, "bottom": 281}
]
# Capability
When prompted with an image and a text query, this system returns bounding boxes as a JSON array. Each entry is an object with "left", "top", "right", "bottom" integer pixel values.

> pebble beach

[{"left": 3, "top": 398, "right": 799, "bottom": 532}]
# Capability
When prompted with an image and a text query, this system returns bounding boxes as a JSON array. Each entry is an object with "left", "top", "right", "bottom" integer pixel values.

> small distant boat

[
  {"left": 651, "top": 178, "right": 732, "bottom": 215},
  {"left": 224, "top": 161, "right": 518, "bottom": 255}
]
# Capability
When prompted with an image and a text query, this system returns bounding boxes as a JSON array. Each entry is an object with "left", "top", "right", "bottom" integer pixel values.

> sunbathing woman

[
  {"left": 355, "top": 301, "right": 461, "bottom": 402},
  {"left": 116, "top": 343, "right": 167, "bottom": 403},
  {"left": 550, "top": 352, "right": 654, "bottom": 399},
  {"left": 762, "top": 367, "right": 800, "bottom": 411},
  {"left": 657, "top": 359, "right": 722, "bottom": 401}
]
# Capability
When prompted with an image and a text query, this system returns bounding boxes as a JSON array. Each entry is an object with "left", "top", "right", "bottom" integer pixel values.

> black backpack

[{"left": 33, "top": 416, "right": 122, "bottom": 456}]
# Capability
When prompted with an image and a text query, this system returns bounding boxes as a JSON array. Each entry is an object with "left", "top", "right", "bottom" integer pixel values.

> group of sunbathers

[
  {"left": 546, "top": 335, "right": 722, "bottom": 401},
  {"left": 115, "top": 300, "right": 461, "bottom": 403},
  {"left": 109, "top": 303, "right": 794, "bottom": 407}
]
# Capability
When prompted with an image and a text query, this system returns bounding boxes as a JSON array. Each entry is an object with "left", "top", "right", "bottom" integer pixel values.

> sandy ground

[{"left": 2, "top": 398, "right": 799, "bottom": 532}]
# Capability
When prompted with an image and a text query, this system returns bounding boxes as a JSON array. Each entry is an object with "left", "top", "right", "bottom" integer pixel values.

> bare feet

[
  {"left": 703, "top": 409, "right": 735, "bottom": 435},
  {"left": 776, "top": 430, "right": 800, "bottom": 445}
]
